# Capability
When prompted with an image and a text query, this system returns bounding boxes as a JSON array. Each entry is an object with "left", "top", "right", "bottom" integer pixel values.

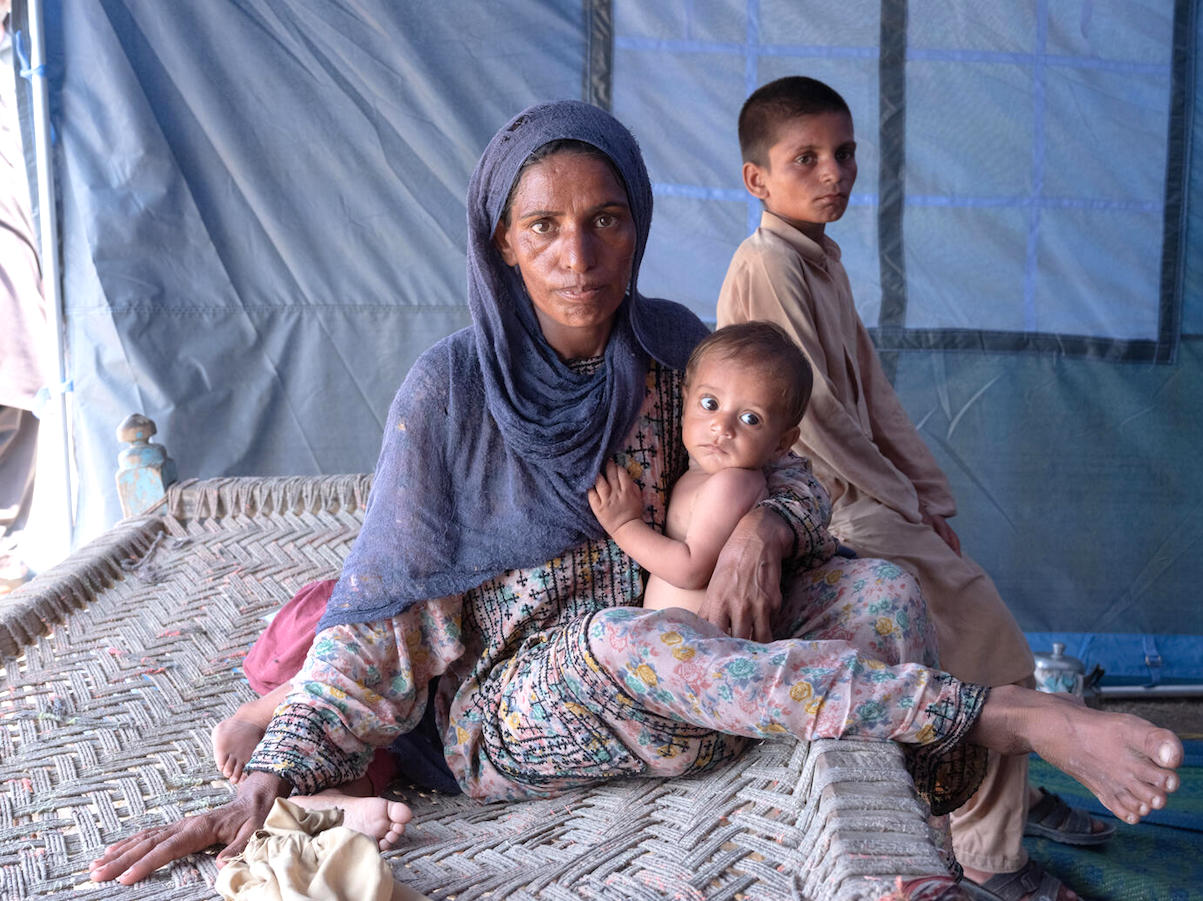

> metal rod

[
  {"left": 26, "top": 0, "right": 73, "bottom": 545},
  {"left": 1098, "top": 684, "right": 1203, "bottom": 699}
]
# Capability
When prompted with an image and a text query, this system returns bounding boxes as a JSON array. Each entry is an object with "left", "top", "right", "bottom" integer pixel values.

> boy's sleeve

[
  {"left": 719, "top": 239, "right": 948, "bottom": 521},
  {"left": 853, "top": 317, "right": 957, "bottom": 517},
  {"left": 245, "top": 594, "right": 465, "bottom": 794}
]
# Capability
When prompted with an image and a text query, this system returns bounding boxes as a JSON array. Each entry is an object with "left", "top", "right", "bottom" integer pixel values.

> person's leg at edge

[
  {"left": 953, "top": 750, "right": 1031, "bottom": 886},
  {"left": 0, "top": 406, "right": 38, "bottom": 593}
]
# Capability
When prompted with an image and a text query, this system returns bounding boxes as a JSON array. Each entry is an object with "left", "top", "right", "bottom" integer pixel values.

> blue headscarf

[{"left": 320, "top": 100, "right": 708, "bottom": 628}]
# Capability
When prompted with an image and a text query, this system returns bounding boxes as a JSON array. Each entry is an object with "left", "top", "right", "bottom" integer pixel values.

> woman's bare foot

[
  {"left": 290, "top": 790, "right": 413, "bottom": 851},
  {"left": 211, "top": 717, "right": 265, "bottom": 784},
  {"left": 973, "top": 685, "right": 1183, "bottom": 826}
]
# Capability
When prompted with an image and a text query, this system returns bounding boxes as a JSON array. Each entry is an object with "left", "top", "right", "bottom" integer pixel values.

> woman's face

[{"left": 494, "top": 151, "right": 636, "bottom": 360}]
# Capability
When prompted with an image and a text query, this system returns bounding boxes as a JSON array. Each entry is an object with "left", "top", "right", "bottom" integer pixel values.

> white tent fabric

[{"left": 12, "top": 0, "right": 1201, "bottom": 681}]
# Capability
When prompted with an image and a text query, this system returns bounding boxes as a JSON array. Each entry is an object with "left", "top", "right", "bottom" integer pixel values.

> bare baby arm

[{"left": 590, "top": 461, "right": 766, "bottom": 590}]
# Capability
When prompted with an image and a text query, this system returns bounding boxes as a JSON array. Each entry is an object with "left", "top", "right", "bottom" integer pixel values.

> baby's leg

[
  {"left": 969, "top": 684, "right": 1182, "bottom": 826},
  {"left": 211, "top": 682, "right": 291, "bottom": 783}
]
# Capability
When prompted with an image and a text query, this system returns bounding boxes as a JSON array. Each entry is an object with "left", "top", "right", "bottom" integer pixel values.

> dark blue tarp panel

[{"left": 21, "top": 0, "right": 1202, "bottom": 681}]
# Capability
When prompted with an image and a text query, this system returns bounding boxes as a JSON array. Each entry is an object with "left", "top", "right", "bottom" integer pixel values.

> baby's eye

[
  {"left": 740, "top": 412, "right": 762, "bottom": 426},
  {"left": 699, "top": 396, "right": 719, "bottom": 411},
  {"left": 796, "top": 153, "right": 815, "bottom": 165},
  {"left": 836, "top": 148, "right": 856, "bottom": 162}
]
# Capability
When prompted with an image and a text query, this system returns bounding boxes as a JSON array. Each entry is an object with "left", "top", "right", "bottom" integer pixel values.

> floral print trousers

[{"left": 478, "top": 556, "right": 986, "bottom": 814}]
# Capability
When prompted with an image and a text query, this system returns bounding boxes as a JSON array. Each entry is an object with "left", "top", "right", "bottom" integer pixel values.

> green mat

[{"left": 1025, "top": 742, "right": 1203, "bottom": 901}]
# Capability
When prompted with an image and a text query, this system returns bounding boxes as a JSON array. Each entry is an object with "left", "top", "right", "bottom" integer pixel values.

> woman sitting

[{"left": 92, "top": 100, "right": 1182, "bottom": 887}]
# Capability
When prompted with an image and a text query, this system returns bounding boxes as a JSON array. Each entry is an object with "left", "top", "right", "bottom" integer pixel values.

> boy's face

[
  {"left": 743, "top": 110, "right": 857, "bottom": 241},
  {"left": 682, "top": 354, "right": 800, "bottom": 475}
]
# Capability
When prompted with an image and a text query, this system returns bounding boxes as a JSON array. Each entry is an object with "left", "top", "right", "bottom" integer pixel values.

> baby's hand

[{"left": 588, "top": 460, "right": 644, "bottom": 535}]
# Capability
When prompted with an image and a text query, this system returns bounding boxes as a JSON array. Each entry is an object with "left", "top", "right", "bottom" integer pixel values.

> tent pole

[
  {"left": 25, "top": 0, "right": 73, "bottom": 548},
  {"left": 1097, "top": 684, "right": 1203, "bottom": 699}
]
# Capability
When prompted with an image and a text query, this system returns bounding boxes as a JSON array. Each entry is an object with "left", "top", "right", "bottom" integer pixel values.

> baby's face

[{"left": 682, "top": 357, "right": 793, "bottom": 474}]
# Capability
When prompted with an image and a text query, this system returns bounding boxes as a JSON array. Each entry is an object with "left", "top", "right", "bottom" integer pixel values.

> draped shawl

[{"left": 320, "top": 100, "right": 708, "bottom": 628}]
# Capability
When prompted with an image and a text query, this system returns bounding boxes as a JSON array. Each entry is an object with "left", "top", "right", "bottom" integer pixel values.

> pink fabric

[
  {"left": 244, "top": 579, "right": 336, "bottom": 695},
  {"left": 244, "top": 578, "right": 395, "bottom": 793}
]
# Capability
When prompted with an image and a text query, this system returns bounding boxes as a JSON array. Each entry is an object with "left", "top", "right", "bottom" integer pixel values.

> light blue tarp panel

[
  {"left": 20, "top": 0, "right": 589, "bottom": 530},
  {"left": 19, "top": 0, "right": 1202, "bottom": 681}
]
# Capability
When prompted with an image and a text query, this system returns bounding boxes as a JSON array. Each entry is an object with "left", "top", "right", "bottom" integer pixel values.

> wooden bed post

[{"left": 114, "top": 413, "right": 178, "bottom": 517}]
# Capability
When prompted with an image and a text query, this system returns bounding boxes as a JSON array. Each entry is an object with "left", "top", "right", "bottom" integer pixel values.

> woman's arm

[
  {"left": 90, "top": 771, "right": 291, "bottom": 884},
  {"left": 699, "top": 454, "right": 838, "bottom": 642}
]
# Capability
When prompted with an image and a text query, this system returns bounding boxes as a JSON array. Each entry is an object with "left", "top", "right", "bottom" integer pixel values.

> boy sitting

[
  {"left": 716, "top": 75, "right": 1110, "bottom": 901},
  {"left": 589, "top": 321, "right": 809, "bottom": 615}
]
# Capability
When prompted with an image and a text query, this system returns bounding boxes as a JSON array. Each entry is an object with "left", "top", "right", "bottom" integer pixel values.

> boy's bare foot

[
  {"left": 974, "top": 686, "right": 1182, "bottom": 826},
  {"left": 211, "top": 717, "right": 265, "bottom": 784},
  {"left": 290, "top": 790, "right": 413, "bottom": 850}
]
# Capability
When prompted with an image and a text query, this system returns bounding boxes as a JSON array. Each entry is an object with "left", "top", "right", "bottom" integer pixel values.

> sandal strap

[
  {"left": 980, "top": 860, "right": 1064, "bottom": 901},
  {"left": 1028, "top": 788, "right": 1093, "bottom": 834}
]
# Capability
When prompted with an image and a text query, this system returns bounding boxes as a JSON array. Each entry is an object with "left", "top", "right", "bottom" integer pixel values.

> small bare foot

[
  {"left": 291, "top": 790, "right": 413, "bottom": 851},
  {"left": 987, "top": 686, "right": 1183, "bottom": 826},
  {"left": 212, "top": 683, "right": 293, "bottom": 784},
  {"left": 211, "top": 717, "right": 264, "bottom": 784}
]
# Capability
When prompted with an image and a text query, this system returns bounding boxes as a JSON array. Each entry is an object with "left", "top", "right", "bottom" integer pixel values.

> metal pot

[{"left": 1033, "top": 642, "right": 1086, "bottom": 697}]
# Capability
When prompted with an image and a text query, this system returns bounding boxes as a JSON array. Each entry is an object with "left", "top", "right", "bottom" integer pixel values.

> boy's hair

[
  {"left": 684, "top": 321, "right": 813, "bottom": 428},
  {"left": 738, "top": 76, "right": 851, "bottom": 166}
]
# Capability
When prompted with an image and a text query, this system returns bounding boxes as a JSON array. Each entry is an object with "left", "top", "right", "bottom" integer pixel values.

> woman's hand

[
  {"left": 89, "top": 771, "right": 290, "bottom": 885},
  {"left": 588, "top": 461, "right": 644, "bottom": 535},
  {"left": 699, "top": 506, "right": 792, "bottom": 642}
]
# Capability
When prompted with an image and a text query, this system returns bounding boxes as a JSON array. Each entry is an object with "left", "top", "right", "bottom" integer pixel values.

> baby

[{"left": 590, "top": 321, "right": 811, "bottom": 612}]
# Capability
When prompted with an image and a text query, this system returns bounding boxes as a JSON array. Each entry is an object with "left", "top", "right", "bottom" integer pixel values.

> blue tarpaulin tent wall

[{"left": 12, "top": 0, "right": 1202, "bottom": 683}]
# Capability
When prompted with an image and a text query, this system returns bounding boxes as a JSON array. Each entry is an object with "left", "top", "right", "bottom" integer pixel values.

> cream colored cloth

[
  {"left": 718, "top": 210, "right": 1032, "bottom": 688},
  {"left": 216, "top": 798, "right": 429, "bottom": 901}
]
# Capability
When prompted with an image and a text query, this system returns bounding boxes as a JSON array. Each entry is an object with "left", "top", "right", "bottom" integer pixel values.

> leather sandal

[
  {"left": 961, "top": 860, "right": 1079, "bottom": 901},
  {"left": 1025, "top": 787, "right": 1116, "bottom": 846}
]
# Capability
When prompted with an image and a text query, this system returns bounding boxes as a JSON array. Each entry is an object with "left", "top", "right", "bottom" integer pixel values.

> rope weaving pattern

[{"left": 0, "top": 475, "right": 951, "bottom": 900}]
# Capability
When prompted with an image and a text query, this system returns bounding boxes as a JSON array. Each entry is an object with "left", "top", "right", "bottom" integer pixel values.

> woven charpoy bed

[{"left": 0, "top": 475, "right": 953, "bottom": 900}]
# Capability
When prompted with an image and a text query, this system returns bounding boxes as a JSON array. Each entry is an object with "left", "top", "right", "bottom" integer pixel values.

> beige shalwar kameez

[{"left": 718, "top": 210, "right": 1035, "bottom": 873}]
